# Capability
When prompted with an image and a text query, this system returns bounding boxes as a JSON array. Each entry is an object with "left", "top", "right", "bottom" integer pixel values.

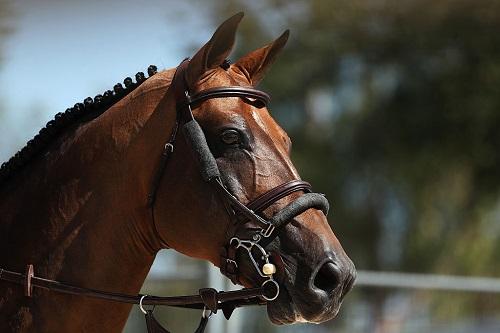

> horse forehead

[
  {"left": 196, "top": 67, "right": 246, "bottom": 90},
  {"left": 196, "top": 69, "right": 288, "bottom": 140}
]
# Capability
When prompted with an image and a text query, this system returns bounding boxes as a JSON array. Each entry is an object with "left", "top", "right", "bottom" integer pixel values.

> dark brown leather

[
  {"left": 219, "top": 246, "right": 239, "bottom": 285},
  {"left": 0, "top": 266, "right": 266, "bottom": 308},
  {"left": 147, "top": 58, "right": 189, "bottom": 207},
  {"left": 194, "top": 316, "right": 209, "bottom": 333},
  {"left": 171, "top": 58, "right": 190, "bottom": 103},
  {"left": 145, "top": 311, "right": 171, "bottom": 333},
  {"left": 246, "top": 180, "right": 312, "bottom": 213},
  {"left": 199, "top": 288, "right": 218, "bottom": 313},
  {"left": 171, "top": 58, "right": 194, "bottom": 122},
  {"left": 182, "top": 86, "right": 270, "bottom": 110},
  {"left": 221, "top": 302, "right": 237, "bottom": 320}
]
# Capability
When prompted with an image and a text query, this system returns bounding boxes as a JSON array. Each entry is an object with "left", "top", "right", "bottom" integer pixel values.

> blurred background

[{"left": 1, "top": 0, "right": 500, "bottom": 332}]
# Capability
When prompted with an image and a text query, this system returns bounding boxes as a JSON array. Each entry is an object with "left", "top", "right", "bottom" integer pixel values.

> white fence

[{"left": 356, "top": 270, "right": 500, "bottom": 293}]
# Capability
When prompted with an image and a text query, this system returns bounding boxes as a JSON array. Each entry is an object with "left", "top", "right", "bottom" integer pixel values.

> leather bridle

[
  {"left": 0, "top": 59, "right": 330, "bottom": 333},
  {"left": 149, "top": 58, "right": 329, "bottom": 295}
]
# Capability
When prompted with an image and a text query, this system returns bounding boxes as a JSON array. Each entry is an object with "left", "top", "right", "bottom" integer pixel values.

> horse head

[
  {"left": 0, "top": 12, "right": 355, "bottom": 332},
  {"left": 151, "top": 13, "right": 356, "bottom": 325}
]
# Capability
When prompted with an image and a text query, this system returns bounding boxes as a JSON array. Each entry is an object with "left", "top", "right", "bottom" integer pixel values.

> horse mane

[{"left": 0, "top": 65, "right": 159, "bottom": 186}]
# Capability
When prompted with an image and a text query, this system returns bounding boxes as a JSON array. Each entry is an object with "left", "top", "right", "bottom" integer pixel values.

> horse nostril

[{"left": 313, "top": 261, "right": 341, "bottom": 293}]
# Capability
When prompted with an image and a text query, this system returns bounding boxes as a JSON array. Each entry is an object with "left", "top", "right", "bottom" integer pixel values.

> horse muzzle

[{"left": 267, "top": 250, "right": 356, "bottom": 324}]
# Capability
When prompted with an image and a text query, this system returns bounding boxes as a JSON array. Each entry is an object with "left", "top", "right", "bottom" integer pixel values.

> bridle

[
  {"left": 149, "top": 57, "right": 329, "bottom": 294},
  {"left": 0, "top": 59, "right": 330, "bottom": 333},
  {"left": 148, "top": 58, "right": 330, "bottom": 320}
]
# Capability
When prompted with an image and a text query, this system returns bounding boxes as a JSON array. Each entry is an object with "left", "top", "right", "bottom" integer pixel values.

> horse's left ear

[
  {"left": 185, "top": 12, "right": 244, "bottom": 88},
  {"left": 233, "top": 30, "right": 290, "bottom": 86}
]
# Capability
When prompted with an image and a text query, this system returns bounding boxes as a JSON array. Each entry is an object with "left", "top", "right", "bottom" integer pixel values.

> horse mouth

[
  {"left": 265, "top": 279, "right": 343, "bottom": 325},
  {"left": 266, "top": 285, "right": 305, "bottom": 325},
  {"left": 263, "top": 254, "right": 356, "bottom": 325}
]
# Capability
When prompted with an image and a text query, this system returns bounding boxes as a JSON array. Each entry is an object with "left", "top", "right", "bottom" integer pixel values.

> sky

[{"left": 0, "top": 0, "right": 214, "bottom": 162}]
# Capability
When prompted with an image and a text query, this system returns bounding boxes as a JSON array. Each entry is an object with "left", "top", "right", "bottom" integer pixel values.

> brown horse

[{"left": 0, "top": 13, "right": 355, "bottom": 332}]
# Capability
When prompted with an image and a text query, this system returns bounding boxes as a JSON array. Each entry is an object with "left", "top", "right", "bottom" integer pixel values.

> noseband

[{"left": 149, "top": 58, "right": 330, "bottom": 302}]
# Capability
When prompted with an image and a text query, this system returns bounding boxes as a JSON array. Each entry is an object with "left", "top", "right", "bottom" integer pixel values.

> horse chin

[
  {"left": 266, "top": 290, "right": 302, "bottom": 325},
  {"left": 266, "top": 283, "right": 341, "bottom": 325}
]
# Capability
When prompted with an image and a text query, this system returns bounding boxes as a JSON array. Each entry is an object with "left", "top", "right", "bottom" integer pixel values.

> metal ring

[
  {"left": 261, "top": 279, "right": 280, "bottom": 301},
  {"left": 202, "top": 306, "right": 213, "bottom": 319},
  {"left": 139, "top": 295, "right": 148, "bottom": 314},
  {"left": 229, "top": 237, "right": 240, "bottom": 247},
  {"left": 164, "top": 143, "right": 174, "bottom": 153}
]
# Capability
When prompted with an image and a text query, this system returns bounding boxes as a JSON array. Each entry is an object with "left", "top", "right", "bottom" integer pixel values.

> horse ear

[
  {"left": 185, "top": 12, "right": 244, "bottom": 88},
  {"left": 233, "top": 30, "right": 289, "bottom": 86}
]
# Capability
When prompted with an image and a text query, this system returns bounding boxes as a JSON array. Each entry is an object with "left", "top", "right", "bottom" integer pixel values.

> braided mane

[{"left": 0, "top": 65, "right": 159, "bottom": 185}]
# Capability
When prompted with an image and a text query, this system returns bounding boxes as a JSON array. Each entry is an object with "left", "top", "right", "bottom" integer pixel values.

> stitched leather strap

[
  {"left": 246, "top": 180, "right": 312, "bottom": 213},
  {"left": 0, "top": 266, "right": 266, "bottom": 309},
  {"left": 181, "top": 87, "right": 270, "bottom": 110}
]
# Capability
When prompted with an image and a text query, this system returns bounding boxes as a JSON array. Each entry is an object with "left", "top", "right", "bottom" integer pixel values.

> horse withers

[{"left": 0, "top": 13, "right": 355, "bottom": 332}]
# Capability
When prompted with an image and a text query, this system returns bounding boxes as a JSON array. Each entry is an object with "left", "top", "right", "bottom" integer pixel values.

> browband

[{"left": 180, "top": 87, "right": 271, "bottom": 110}]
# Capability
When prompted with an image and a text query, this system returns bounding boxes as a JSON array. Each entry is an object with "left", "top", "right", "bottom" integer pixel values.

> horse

[{"left": 0, "top": 13, "right": 355, "bottom": 332}]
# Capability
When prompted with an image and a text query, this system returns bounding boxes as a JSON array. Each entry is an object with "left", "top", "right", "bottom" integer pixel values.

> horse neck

[{"left": 0, "top": 70, "right": 178, "bottom": 331}]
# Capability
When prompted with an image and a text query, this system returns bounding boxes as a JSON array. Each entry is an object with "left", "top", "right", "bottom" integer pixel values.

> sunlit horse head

[{"left": 0, "top": 13, "right": 355, "bottom": 332}]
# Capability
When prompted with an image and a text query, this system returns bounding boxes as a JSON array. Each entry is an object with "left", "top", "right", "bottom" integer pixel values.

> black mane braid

[{"left": 0, "top": 65, "right": 158, "bottom": 185}]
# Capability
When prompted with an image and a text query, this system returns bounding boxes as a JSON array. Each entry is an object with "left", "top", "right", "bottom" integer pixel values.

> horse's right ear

[
  {"left": 232, "top": 30, "right": 289, "bottom": 86},
  {"left": 185, "top": 12, "right": 244, "bottom": 89}
]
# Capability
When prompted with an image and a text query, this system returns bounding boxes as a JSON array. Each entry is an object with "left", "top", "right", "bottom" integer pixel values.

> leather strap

[
  {"left": 147, "top": 58, "right": 188, "bottom": 210},
  {"left": 199, "top": 288, "right": 218, "bottom": 313},
  {"left": 0, "top": 266, "right": 266, "bottom": 309},
  {"left": 219, "top": 246, "right": 239, "bottom": 285},
  {"left": 145, "top": 311, "right": 171, "bottom": 333},
  {"left": 194, "top": 316, "right": 209, "bottom": 333},
  {"left": 246, "top": 180, "right": 312, "bottom": 213},
  {"left": 180, "top": 87, "right": 270, "bottom": 110}
]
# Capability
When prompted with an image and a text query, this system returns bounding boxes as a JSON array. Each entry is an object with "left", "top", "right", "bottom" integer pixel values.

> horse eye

[{"left": 220, "top": 129, "right": 241, "bottom": 145}]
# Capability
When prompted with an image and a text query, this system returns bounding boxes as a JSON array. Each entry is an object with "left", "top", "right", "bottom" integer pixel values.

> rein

[
  {"left": 0, "top": 265, "right": 271, "bottom": 319},
  {"left": 0, "top": 59, "right": 331, "bottom": 333}
]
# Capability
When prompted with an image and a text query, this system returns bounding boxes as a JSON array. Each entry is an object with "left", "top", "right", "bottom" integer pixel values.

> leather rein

[{"left": 0, "top": 59, "right": 330, "bottom": 333}]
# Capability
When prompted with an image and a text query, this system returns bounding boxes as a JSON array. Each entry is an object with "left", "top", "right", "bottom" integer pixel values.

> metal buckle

[
  {"left": 226, "top": 258, "right": 238, "bottom": 268},
  {"left": 164, "top": 143, "right": 174, "bottom": 154},
  {"left": 260, "top": 223, "right": 275, "bottom": 238}
]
